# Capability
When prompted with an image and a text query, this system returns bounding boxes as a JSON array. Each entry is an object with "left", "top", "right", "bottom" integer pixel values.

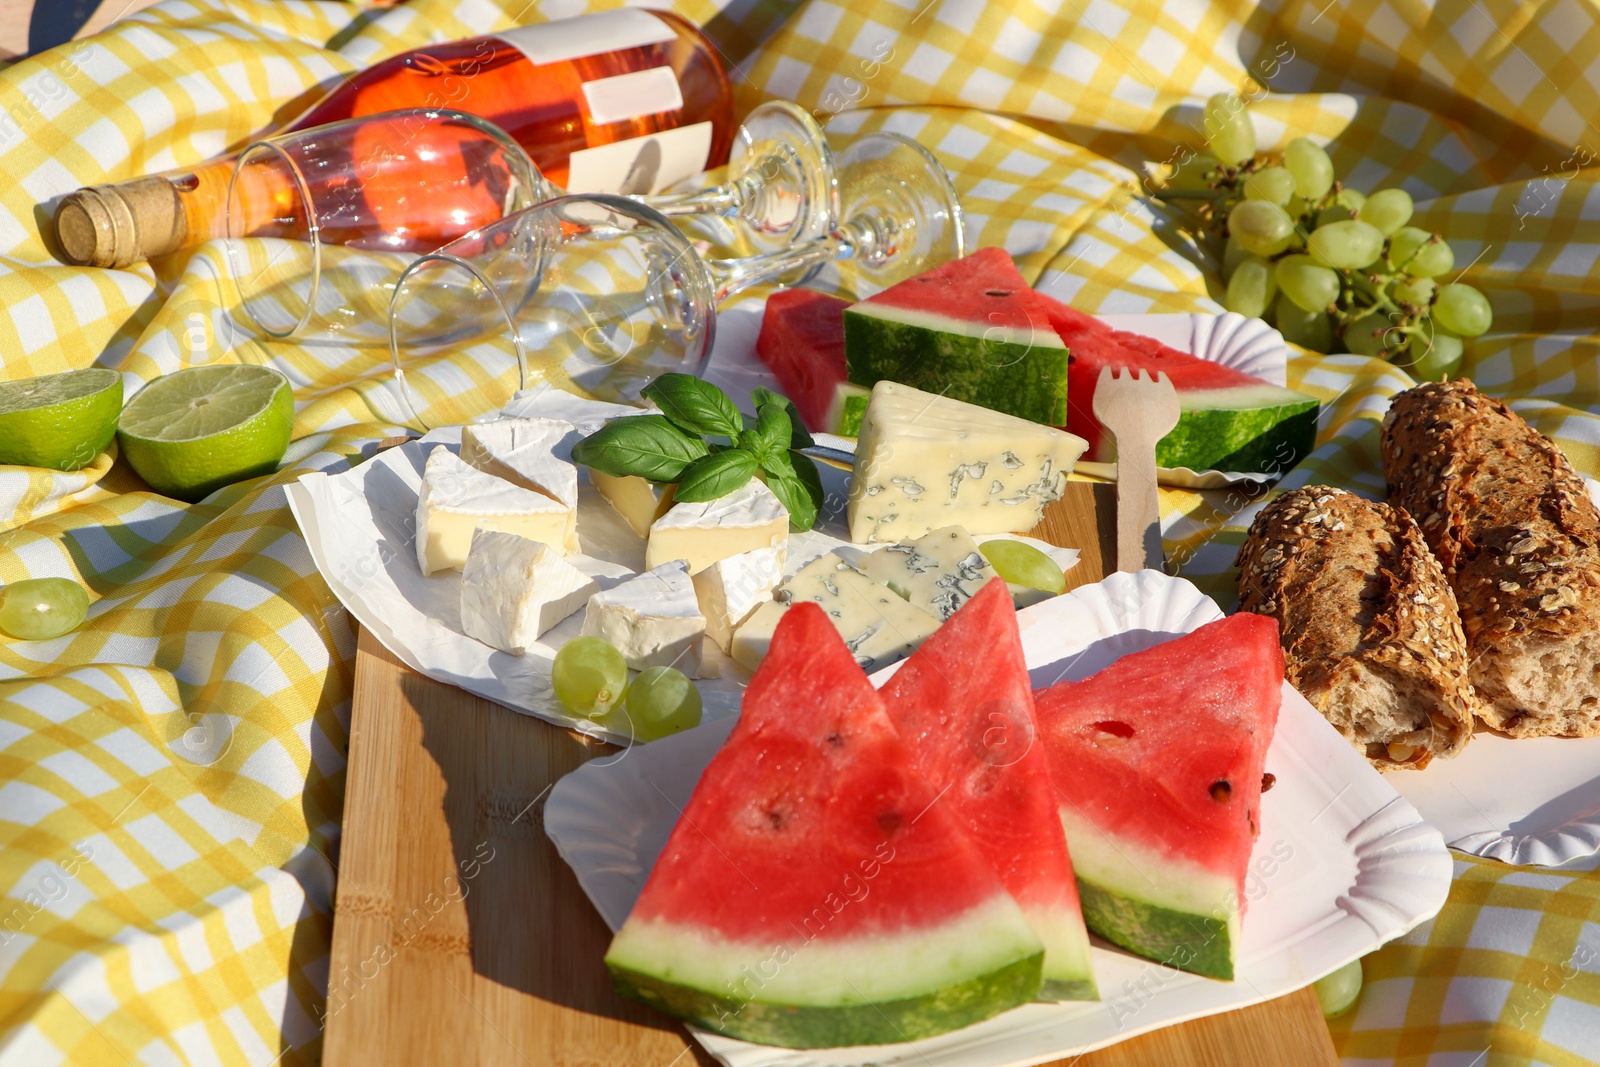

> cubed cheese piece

[
  {"left": 415, "top": 446, "right": 576, "bottom": 576},
  {"left": 691, "top": 546, "right": 786, "bottom": 653},
  {"left": 730, "top": 551, "right": 939, "bottom": 673},
  {"left": 590, "top": 470, "right": 676, "bottom": 538},
  {"left": 460, "top": 417, "right": 580, "bottom": 509},
  {"left": 460, "top": 530, "right": 597, "bottom": 654},
  {"left": 863, "top": 525, "right": 996, "bottom": 621},
  {"left": 580, "top": 559, "right": 705, "bottom": 675},
  {"left": 646, "top": 479, "right": 789, "bottom": 575},
  {"left": 847, "top": 380, "right": 1089, "bottom": 543}
]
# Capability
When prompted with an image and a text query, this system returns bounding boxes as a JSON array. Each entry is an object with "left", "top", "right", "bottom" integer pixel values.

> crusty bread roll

[
  {"left": 1382, "top": 379, "right": 1600, "bottom": 737},
  {"left": 1237, "top": 485, "right": 1476, "bottom": 769}
]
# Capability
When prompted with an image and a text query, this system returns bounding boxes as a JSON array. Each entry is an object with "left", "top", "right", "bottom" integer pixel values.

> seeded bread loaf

[
  {"left": 1237, "top": 486, "right": 1476, "bottom": 769},
  {"left": 1381, "top": 379, "right": 1600, "bottom": 737}
]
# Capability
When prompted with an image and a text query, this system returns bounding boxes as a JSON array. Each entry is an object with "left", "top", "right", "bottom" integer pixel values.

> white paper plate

[
  {"left": 704, "top": 302, "right": 1297, "bottom": 490},
  {"left": 285, "top": 385, "right": 1078, "bottom": 743},
  {"left": 544, "top": 570, "right": 1452, "bottom": 1067},
  {"left": 1383, "top": 733, "right": 1600, "bottom": 866}
]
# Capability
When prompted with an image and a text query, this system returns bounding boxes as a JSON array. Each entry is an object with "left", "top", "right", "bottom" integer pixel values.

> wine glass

[
  {"left": 642, "top": 100, "right": 837, "bottom": 255},
  {"left": 388, "top": 194, "right": 715, "bottom": 428},
  {"left": 702, "top": 131, "right": 965, "bottom": 301},
  {"left": 387, "top": 133, "right": 961, "bottom": 428},
  {"left": 225, "top": 108, "right": 553, "bottom": 344}
]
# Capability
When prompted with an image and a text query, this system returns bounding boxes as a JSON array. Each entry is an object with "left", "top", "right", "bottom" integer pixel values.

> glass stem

[
  {"left": 644, "top": 150, "right": 783, "bottom": 217},
  {"left": 704, "top": 211, "right": 899, "bottom": 303}
]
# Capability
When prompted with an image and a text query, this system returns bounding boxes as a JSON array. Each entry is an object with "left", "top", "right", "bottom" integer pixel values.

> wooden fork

[{"left": 1091, "top": 366, "right": 1181, "bottom": 572}]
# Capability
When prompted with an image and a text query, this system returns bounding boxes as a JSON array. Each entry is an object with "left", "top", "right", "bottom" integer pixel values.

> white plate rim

[{"left": 543, "top": 570, "right": 1451, "bottom": 1067}]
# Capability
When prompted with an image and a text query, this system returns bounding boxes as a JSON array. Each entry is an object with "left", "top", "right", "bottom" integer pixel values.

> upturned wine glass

[{"left": 386, "top": 132, "right": 962, "bottom": 428}]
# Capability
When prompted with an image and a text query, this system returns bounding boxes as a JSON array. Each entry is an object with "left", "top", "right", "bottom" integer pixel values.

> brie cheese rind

[
  {"left": 647, "top": 478, "right": 789, "bottom": 575},
  {"left": 581, "top": 559, "right": 706, "bottom": 676},
  {"left": 415, "top": 446, "right": 576, "bottom": 576},
  {"left": 460, "top": 530, "right": 598, "bottom": 655}
]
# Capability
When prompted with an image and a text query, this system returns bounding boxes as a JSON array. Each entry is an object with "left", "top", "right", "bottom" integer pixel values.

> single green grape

[
  {"left": 551, "top": 636, "right": 628, "bottom": 719},
  {"left": 1225, "top": 256, "right": 1276, "bottom": 318},
  {"left": 0, "top": 577, "right": 89, "bottom": 640},
  {"left": 1242, "top": 165, "right": 1295, "bottom": 206},
  {"left": 1433, "top": 283, "right": 1493, "bottom": 337},
  {"left": 1275, "top": 254, "right": 1340, "bottom": 312},
  {"left": 979, "top": 540, "right": 1066, "bottom": 595},
  {"left": 1283, "top": 138, "right": 1335, "bottom": 199},
  {"left": 1405, "top": 328, "right": 1465, "bottom": 381},
  {"left": 1314, "top": 959, "right": 1364, "bottom": 1018},
  {"left": 1362, "top": 188, "right": 1414, "bottom": 235},
  {"left": 1307, "top": 220, "right": 1385, "bottom": 270},
  {"left": 1388, "top": 227, "right": 1455, "bottom": 277},
  {"left": 1391, "top": 276, "right": 1436, "bottom": 308},
  {"left": 1343, "top": 311, "right": 1401, "bottom": 357},
  {"left": 1204, "top": 93, "right": 1256, "bottom": 165},
  {"left": 1274, "top": 295, "right": 1333, "bottom": 352},
  {"left": 1222, "top": 235, "right": 1252, "bottom": 282},
  {"left": 619, "top": 666, "right": 703, "bottom": 742},
  {"left": 1167, "top": 152, "right": 1220, "bottom": 192},
  {"left": 1228, "top": 199, "right": 1295, "bottom": 257}
]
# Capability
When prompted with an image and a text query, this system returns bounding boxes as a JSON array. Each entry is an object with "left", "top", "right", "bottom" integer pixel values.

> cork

[{"left": 54, "top": 176, "right": 189, "bottom": 268}]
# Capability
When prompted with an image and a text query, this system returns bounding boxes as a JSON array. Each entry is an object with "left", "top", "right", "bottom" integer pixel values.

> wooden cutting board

[{"left": 324, "top": 480, "right": 1340, "bottom": 1067}]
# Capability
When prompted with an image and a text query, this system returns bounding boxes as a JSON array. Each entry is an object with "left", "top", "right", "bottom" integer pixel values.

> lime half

[
  {"left": 0, "top": 368, "right": 122, "bottom": 471},
  {"left": 117, "top": 365, "right": 294, "bottom": 502}
]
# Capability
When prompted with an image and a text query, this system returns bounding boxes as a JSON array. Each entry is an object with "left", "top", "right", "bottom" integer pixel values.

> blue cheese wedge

[
  {"left": 581, "top": 559, "right": 705, "bottom": 675},
  {"left": 863, "top": 525, "right": 996, "bottom": 621},
  {"left": 460, "top": 417, "right": 580, "bottom": 510},
  {"left": 730, "top": 551, "right": 939, "bottom": 673},
  {"left": 415, "top": 446, "right": 576, "bottom": 576},
  {"left": 690, "top": 546, "right": 786, "bottom": 653},
  {"left": 460, "top": 530, "right": 597, "bottom": 655},
  {"left": 646, "top": 479, "right": 789, "bottom": 575},
  {"left": 847, "top": 380, "right": 1089, "bottom": 543}
]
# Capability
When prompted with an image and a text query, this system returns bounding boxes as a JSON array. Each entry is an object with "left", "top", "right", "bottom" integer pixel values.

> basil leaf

[
  {"left": 642, "top": 374, "right": 743, "bottom": 438},
  {"left": 673, "top": 449, "right": 760, "bottom": 503},
  {"left": 739, "top": 402, "right": 791, "bottom": 466},
  {"left": 751, "top": 386, "right": 814, "bottom": 449},
  {"left": 570, "top": 415, "right": 709, "bottom": 482},
  {"left": 763, "top": 452, "right": 825, "bottom": 531}
]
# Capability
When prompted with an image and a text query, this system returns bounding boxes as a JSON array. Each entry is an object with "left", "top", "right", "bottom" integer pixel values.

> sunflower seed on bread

[
  {"left": 1381, "top": 379, "right": 1600, "bottom": 738},
  {"left": 1237, "top": 485, "right": 1476, "bottom": 769}
]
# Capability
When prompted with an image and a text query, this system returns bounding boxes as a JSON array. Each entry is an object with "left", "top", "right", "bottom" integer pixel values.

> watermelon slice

[
  {"left": 879, "top": 579, "right": 1097, "bottom": 1001},
  {"left": 1039, "top": 295, "right": 1319, "bottom": 475},
  {"left": 1032, "top": 613, "right": 1283, "bottom": 981},
  {"left": 844, "top": 248, "right": 1070, "bottom": 426},
  {"left": 605, "top": 601, "right": 1045, "bottom": 1048},
  {"left": 753, "top": 288, "right": 869, "bottom": 434}
]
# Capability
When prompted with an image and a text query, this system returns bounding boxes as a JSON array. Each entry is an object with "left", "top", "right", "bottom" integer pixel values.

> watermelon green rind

[
  {"left": 824, "top": 381, "right": 870, "bottom": 437},
  {"left": 1076, "top": 880, "right": 1234, "bottom": 981},
  {"left": 844, "top": 306, "right": 1070, "bottom": 426},
  {"left": 608, "top": 947, "right": 1042, "bottom": 1048},
  {"left": 1153, "top": 392, "right": 1318, "bottom": 474}
]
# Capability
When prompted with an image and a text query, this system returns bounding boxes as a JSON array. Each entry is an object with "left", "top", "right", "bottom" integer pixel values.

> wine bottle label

[
  {"left": 581, "top": 67, "right": 683, "bottom": 125},
  {"left": 498, "top": 9, "right": 676, "bottom": 66},
  {"left": 565, "top": 122, "right": 713, "bottom": 196}
]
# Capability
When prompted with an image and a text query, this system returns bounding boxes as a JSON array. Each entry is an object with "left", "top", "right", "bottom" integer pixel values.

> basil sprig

[{"left": 572, "top": 374, "right": 824, "bottom": 531}]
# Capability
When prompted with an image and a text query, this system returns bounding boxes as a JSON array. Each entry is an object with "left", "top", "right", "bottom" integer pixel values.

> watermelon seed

[
  {"left": 825, "top": 731, "right": 845, "bottom": 748},
  {"left": 1210, "top": 780, "right": 1233, "bottom": 802},
  {"left": 1261, "top": 772, "right": 1277, "bottom": 792},
  {"left": 985, "top": 289, "right": 1012, "bottom": 297},
  {"left": 877, "top": 810, "right": 903, "bottom": 837},
  {"left": 765, "top": 807, "right": 788, "bottom": 829},
  {"left": 1091, "top": 720, "right": 1135, "bottom": 739}
]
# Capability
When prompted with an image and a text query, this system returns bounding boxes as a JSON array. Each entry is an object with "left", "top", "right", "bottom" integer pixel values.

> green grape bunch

[{"left": 1157, "top": 93, "right": 1492, "bottom": 381}]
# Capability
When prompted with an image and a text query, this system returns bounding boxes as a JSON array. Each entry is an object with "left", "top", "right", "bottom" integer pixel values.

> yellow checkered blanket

[{"left": 2, "top": 0, "right": 1599, "bottom": 1062}]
